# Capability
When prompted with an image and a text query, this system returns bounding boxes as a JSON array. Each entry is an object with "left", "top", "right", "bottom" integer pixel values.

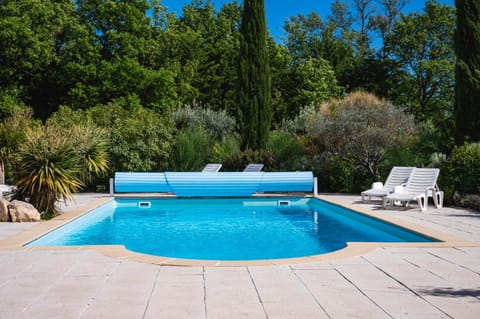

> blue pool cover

[{"left": 114, "top": 171, "right": 314, "bottom": 196}]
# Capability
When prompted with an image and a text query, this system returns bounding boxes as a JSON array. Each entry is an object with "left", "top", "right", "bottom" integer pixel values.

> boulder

[
  {"left": 8, "top": 200, "right": 41, "bottom": 222},
  {"left": 0, "top": 198, "right": 9, "bottom": 222}
]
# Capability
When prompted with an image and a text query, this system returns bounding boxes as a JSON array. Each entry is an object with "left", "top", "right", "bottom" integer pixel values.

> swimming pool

[{"left": 27, "top": 197, "right": 436, "bottom": 260}]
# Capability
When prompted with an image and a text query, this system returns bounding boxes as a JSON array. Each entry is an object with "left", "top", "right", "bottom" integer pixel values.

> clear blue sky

[{"left": 162, "top": 0, "right": 455, "bottom": 41}]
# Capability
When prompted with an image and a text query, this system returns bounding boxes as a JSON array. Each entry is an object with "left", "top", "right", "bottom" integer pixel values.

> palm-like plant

[
  {"left": 46, "top": 107, "right": 110, "bottom": 185},
  {"left": 70, "top": 124, "right": 109, "bottom": 184},
  {"left": 14, "top": 126, "right": 83, "bottom": 217}
]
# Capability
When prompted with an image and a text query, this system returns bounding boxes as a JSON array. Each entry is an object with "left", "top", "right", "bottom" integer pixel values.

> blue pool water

[{"left": 27, "top": 198, "right": 436, "bottom": 260}]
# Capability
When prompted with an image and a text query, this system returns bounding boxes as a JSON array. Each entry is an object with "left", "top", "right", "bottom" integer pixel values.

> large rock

[
  {"left": 8, "top": 200, "right": 41, "bottom": 222},
  {"left": 0, "top": 198, "right": 9, "bottom": 222}
]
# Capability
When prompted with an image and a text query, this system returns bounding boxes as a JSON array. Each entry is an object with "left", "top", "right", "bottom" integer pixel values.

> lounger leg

[
  {"left": 383, "top": 196, "right": 388, "bottom": 208},
  {"left": 361, "top": 192, "right": 365, "bottom": 202},
  {"left": 418, "top": 196, "right": 427, "bottom": 211},
  {"left": 434, "top": 191, "right": 444, "bottom": 208}
]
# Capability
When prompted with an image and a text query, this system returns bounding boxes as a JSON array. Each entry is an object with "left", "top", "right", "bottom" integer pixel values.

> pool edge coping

[{"left": 0, "top": 194, "right": 478, "bottom": 267}]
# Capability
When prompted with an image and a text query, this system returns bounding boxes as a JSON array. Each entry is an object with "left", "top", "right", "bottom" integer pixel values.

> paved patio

[{"left": 0, "top": 194, "right": 479, "bottom": 318}]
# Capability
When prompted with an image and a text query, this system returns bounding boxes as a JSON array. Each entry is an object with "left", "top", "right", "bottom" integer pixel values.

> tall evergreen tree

[
  {"left": 454, "top": 0, "right": 480, "bottom": 144},
  {"left": 238, "top": 0, "right": 272, "bottom": 150}
]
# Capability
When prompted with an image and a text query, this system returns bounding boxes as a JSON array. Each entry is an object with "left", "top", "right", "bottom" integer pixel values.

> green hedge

[{"left": 441, "top": 142, "right": 480, "bottom": 210}]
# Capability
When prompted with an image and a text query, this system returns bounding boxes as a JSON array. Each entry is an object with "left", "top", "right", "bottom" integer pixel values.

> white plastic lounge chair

[
  {"left": 361, "top": 166, "right": 414, "bottom": 202},
  {"left": 383, "top": 168, "right": 444, "bottom": 211},
  {"left": 202, "top": 163, "right": 222, "bottom": 172},
  {"left": 243, "top": 164, "right": 264, "bottom": 172}
]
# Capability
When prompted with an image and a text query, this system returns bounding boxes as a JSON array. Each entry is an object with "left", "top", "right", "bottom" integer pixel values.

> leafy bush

[
  {"left": 0, "top": 89, "right": 27, "bottom": 119},
  {"left": 172, "top": 105, "right": 236, "bottom": 140},
  {"left": 288, "top": 58, "right": 342, "bottom": 115},
  {"left": 306, "top": 91, "right": 416, "bottom": 179},
  {"left": 47, "top": 103, "right": 173, "bottom": 188},
  {"left": 212, "top": 136, "right": 241, "bottom": 163},
  {"left": 0, "top": 109, "right": 39, "bottom": 184},
  {"left": 281, "top": 104, "right": 316, "bottom": 134},
  {"left": 441, "top": 142, "right": 480, "bottom": 207},
  {"left": 47, "top": 105, "right": 89, "bottom": 127},
  {"left": 88, "top": 103, "right": 173, "bottom": 173},
  {"left": 452, "top": 194, "right": 480, "bottom": 211},
  {"left": 324, "top": 155, "right": 355, "bottom": 193},
  {"left": 169, "top": 127, "right": 212, "bottom": 171},
  {"left": 266, "top": 130, "right": 304, "bottom": 171},
  {"left": 222, "top": 148, "right": 274, "bottom": 171}
]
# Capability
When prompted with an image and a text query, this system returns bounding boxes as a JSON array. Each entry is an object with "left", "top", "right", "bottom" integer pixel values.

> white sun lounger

[
  {"left": 383, "top": 168, "right": 444, "bottom": 211},
  {"left": 361, "top": 166, "right": 415, "bottom": 202},
  {"left": 202, "top": 163, "right": 222, "bottom": 172},
  {"left": 243, "top": 164, "right": 264, "bottom": 172}
]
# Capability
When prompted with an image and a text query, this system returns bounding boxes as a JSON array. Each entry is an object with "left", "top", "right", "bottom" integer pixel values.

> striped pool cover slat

[
  {"left": 257, "top": 172, "right": 313, "bottom": 192},
  {"left": 114, "top": 172, "right": 171, "bottom": 193},
  {"left": 165, "top": 172, "right": 263, "bottom": 196}
]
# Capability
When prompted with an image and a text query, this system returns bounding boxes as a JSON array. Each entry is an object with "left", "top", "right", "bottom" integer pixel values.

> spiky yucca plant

[
  {"left": 14, "top": 125, "right": 83, "bottom": 217},
  {"left": 70, "top": 124, "right": 109, "bottom": 184}
]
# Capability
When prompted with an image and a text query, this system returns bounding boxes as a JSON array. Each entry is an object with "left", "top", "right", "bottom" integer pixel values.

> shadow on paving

[
  {"left": 418, "top": 287, "right": 480, "bottom": 298},
  {"left": 445, "top": 213, "right": 480, "bottom": 219}
]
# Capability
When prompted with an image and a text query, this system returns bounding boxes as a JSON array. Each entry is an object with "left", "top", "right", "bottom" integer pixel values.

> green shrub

[
  {"left": 282, "top": 104, "right": 316, "bottom": 134},
  {"left": 213, "top": 136, "right": 241, "bottom": 163},
  {"left": 0, "top": 89, "right": 27, "bottom": 118},
  {"left": 223, "top": 148, "right": 274, "bottom": 171},
  {"left": 169, "top": 127, "right": 212, "bottom": 171},
  {"left": 441, "top": 142, "right": 480, "bottom": 206},
  {"left": 87, "top": 103, "right": 173, "bottom": 173},
  {"left": 266, "top": 130, "right": 305, "bottom": 171},
  {"left": 307, "top": 91, "right": 416, "bottom": 179},
  {"left": 0, "top": 109, "right": 39, "bottom": 184},
  {"left": 324, "top": 155, "right": 355, "bottom": 193},
  {"left": 383, "top": 143, "right": 423, "bottom": 169},
  {"left": 172, "top": 105, "right": 236, "bottom": 140},
  {"left": 453, "top": 193, "right": 480, "bottom": 211}
]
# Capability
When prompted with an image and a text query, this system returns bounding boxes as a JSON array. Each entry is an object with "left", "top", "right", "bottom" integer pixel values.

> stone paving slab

[
  {"left": 205, "top": 267, "right": 266, "bottom": 319},
  {"left": 0, "top": 194, "right": 479, "bottom": 318},
  {"left": 294, "top": 268, "right": 390, "bottom": 318},
  {"left": 145, "top": 266, "right": 205, "bottom": 319},
  {"left": 249, "top": 266, "right": 329, "bottom": 318}
]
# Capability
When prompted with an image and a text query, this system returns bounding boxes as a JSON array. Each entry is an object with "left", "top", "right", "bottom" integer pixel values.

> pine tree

[
  {"left": 454, "top": 0, "right": 480, "bottom": 144},
  {"left": 238, "top": 0, "right": 272, "bottom": 150}
]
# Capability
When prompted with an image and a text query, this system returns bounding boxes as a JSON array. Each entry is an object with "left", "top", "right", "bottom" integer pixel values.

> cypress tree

[
  {"left": 454, "top": 0, "right": 480, "bottom": 144},
  {"left": 238, "top": 0, "right": 272, "bottom": 150}
]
